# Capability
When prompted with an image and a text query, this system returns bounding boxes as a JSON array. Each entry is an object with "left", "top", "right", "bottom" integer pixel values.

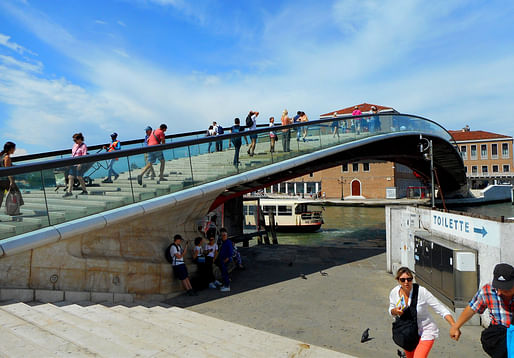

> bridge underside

[{"left": 214, "top": 133, "right": 467, "bottom": 207}]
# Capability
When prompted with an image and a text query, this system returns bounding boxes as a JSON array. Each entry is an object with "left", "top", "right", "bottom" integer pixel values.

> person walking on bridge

[
  {"left": 246, "top": 111, "right": 259, "bottom": 157},
  {"left": 102, "top": 132, "right": 121, "bottom": 183},
  {"left": 137, "top": 123, "right": 167, "bottom": 185},
  {"left": 63, "top": 133, "right": 89, "bottom": 197},
  {"left": 143, "top": 126, "right": 156, "bottom": 179},
  {"left": 231, "top": 118, "right": 242, "bottom": 167},
  {"left": 450, "top": 263, "right": 514, "bottom": 358},
  {"left": 0, "top": 141, "right": 22, "bottom": 212},
  {"left": 281, "top": 109, "right": 292, "bottom": 152}
]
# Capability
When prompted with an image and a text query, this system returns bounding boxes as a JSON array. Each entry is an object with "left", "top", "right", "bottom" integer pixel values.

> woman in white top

[{"left": 389, "top": 267, "right": 456, "bottom": 358}]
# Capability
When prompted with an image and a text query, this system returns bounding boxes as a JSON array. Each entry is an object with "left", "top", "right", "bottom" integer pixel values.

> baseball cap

[
  {"left": 145, "top": 126, "right": 152, "bottom": 131},
  {"left": 492, "top": 263, "right": 514, "bottom": 290}
]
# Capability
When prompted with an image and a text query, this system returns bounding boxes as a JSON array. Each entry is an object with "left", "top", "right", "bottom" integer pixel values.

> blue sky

[{"left": 1, "top": 0, "right": 513, "bottom": 155}]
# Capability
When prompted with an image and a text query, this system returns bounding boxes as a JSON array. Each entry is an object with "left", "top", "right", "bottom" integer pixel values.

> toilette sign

[{"left": 431, "top": 211, "right": 500, "bottom": 248}]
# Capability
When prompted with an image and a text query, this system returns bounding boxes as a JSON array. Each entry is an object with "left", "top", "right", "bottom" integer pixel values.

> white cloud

[
  {"left": 95, "top": 19, "right": 107, "bottom": 25},
  {"left": 0, "top": 33, "right": 35, "bottom": 55},
  {"left": 117, "top": 20, "right": 126, "bottom": 27}
]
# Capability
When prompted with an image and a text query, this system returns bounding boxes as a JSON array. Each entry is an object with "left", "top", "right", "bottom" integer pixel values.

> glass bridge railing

[{"left": 0, "top": 113, "right": 452, "bottom": 241}]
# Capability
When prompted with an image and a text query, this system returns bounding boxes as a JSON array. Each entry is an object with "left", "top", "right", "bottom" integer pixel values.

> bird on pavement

[{"left": 361, "top": 328, "right": 370, "bottom": 343}]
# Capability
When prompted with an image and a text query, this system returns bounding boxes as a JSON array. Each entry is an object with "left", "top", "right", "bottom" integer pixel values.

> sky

[{"left": 0, "top": 0, "right": 513, "bottom": 155}]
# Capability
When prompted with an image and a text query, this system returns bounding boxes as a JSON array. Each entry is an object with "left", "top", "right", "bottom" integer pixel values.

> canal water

[
  {"left": 261, "top": 202, "right": 513, "bottom": 249},
  {"left": 271, "top": 206, "right": 386, "bottom": 249}
]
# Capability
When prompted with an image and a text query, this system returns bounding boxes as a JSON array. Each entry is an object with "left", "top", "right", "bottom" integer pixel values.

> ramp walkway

[
  {"left": 0, "top": 301, "right": 352, "bottom": 357},
  {"left": 0, "top": 113, "right": 466, "bottom": 249}
]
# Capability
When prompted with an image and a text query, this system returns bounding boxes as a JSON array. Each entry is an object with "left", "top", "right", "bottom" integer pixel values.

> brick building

[
  {"left": 263, "top": 103, "right": 425, "bottom": 199},
  {"left": 449, "top": 127, "right": 514, "bottom": 188}
]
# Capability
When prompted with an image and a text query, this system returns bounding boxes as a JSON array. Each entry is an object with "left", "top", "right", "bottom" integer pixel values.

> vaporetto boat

[{"left": 244, "top": 198, "right": 323, "bottom": 232}]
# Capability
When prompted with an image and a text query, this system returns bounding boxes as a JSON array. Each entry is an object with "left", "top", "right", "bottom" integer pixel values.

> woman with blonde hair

[
  {"left": 389, "top": 267, "right": 456, "bottom": 358},
  {"left": 280, "top": 109, "right": 292, "bottom": 152}
]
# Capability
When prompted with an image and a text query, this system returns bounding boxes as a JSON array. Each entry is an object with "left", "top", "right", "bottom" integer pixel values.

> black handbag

[
  {"left": 480, "top": 324, "right": 507, "bottom": 358},
  {"left": 392, "top": 283, "right": 420, "bottom": 352}
]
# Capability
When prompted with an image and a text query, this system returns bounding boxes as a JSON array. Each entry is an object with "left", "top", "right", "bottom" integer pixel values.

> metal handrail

[{"left": 1, "top": 113, "right": 451, "bottom": 177}]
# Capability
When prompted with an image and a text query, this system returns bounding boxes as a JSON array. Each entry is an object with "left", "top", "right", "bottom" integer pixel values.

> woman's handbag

[
  {"left": 480, "top": 323, "right": 507, "bottom": 358},
  {"left": 392, "top": 283, "right": 420, "bottom": 352},
  {"left": 5, "top": 187, "right": 23, "bottom": 216}
]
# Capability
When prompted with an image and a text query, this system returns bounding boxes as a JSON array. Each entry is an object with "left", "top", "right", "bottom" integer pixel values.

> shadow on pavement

[{"left": 164, "top": 244, "right": 384, "bottom": 308}]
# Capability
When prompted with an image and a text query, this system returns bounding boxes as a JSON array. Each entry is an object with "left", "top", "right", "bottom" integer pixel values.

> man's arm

[{"left": 449, "top": 305, "right": 476, "bottom": 341}]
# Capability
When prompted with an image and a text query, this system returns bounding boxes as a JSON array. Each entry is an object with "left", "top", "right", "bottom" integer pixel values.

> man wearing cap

[
  {"left": 102, "top": 132, "right": 121, "bottom": 183},
  {"left": 138, "top": 123, "right": 167, "bottom": 185},
  {"left": 450, "top": 263, "right": 514, "bottom": 357}
]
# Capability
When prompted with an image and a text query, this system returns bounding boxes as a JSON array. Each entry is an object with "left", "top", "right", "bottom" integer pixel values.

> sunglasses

[{"left": 399, "top": 277, "right": 413, "bottom": 283}]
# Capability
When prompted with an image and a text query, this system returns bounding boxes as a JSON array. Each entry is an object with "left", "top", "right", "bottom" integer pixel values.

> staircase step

[
  {"left": 1, "top": 302, "right": 137, "bottom": 358},
  {"left": 0, "top": 304, "right": 96, "bottom": 357}
]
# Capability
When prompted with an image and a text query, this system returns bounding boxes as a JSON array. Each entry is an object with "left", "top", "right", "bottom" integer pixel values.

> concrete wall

[
  {"left": 0, "top": 191, "right": 226, "bottom": 301},
  {"left": 386, "top": 205, "right": 514, "bottom": 324}
]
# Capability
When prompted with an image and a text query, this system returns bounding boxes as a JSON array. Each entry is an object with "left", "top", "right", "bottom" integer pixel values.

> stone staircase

[{"left": 0, "top": 301, "right": 352, "bottom": 357}]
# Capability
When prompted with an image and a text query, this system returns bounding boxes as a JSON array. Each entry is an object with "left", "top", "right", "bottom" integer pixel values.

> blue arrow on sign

[{"left": 474, "top": 226, "right": 488, "bottom": 237}]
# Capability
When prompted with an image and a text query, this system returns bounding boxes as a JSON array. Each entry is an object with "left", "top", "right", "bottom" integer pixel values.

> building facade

[{"left": 449, "top": 129, "right": 514, "bottom": 188}]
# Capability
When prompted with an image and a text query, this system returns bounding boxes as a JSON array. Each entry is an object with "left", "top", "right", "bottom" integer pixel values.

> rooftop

[{"left": 448, "top": 130, "right": 512, "bottom": 142}]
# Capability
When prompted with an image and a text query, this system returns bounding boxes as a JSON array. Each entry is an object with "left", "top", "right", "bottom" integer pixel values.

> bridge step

[{"left": 0, "top": 302, "right": 350, "bottom": 358}]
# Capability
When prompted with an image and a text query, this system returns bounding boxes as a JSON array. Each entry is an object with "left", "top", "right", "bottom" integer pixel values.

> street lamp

[{"left": 419, "top": 135, "right": 435, "bottom": 208}]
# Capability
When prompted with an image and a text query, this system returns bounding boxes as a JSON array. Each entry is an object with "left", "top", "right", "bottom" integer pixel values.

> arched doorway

[{"left": 351, "top": 179, "right": 361, "bottom": 196}]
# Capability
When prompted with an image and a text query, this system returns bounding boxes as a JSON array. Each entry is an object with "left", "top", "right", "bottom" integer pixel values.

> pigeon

[
  {"left": 300, "top": 273, "right": 307, "bottom": 280},
  {"left": 360, "top": 328, "right": 370, "bottom": 343},
  {"left": 397, "top": 349, "right": 406, "bottom": 357},
  {"left": 320, "top": 270, "right": 328, "bottom": 276}
]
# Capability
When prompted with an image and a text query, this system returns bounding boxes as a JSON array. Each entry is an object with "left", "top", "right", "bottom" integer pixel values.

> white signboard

[{"left": 431, "top": 210, "right": 500, "bottom": 248}]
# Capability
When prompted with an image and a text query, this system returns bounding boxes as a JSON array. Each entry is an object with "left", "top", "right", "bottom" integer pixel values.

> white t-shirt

[
  {"left": 389, "top": 285, "right": 452, "bottom": 340},
  {"left": 205, "top": 243, "right": 218, "bottom": 258},
  {"left": 250, "top": 115, "right": 257, "bottom": 130},
  {"left": 169, "top": 244, "right": 184, "bottom": 266},
  {"left": 194, "top": 245, "right": 203, "bottom": 258}
]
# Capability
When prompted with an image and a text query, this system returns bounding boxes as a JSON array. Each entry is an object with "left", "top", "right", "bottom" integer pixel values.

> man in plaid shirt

[{"left": 450, "top": 263, "right": 513, "bottom": 357}]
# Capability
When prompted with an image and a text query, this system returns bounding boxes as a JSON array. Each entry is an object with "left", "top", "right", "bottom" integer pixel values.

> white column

[
  {"left": 315, "top": 182, "right": 319, "bottom": 193},
  {"left": 294, "top": 183, "right": 297, "bottom": 194},
  {"left": 304, "top": 182, "right": 307, "bottom": 193},
  {"left": 285, "top": 182, "right": 289, "bottom": 194},
  {"left": 270, "top": 185, "right": 273, "bottom": 194}
]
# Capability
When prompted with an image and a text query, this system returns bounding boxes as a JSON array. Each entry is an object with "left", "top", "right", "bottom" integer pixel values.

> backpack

[
  {"left": 245, "top": 114, "right": 253, "bottom": 128},
  {"left": 165, "top": 243, "right": 180, "bottom": 264},
  {"left": 217, "top": 125, "right": 224, "bottom": 135}
]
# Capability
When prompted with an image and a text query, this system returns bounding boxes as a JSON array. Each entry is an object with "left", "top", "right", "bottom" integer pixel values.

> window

[
  {"left": 480, "top": 144, "right": 487, "bottom": 159},
  {"left": 363, "top": 163, "right": 370, "bottom": 171},
  {"left": 502, "top": 143, "right": 509, "bottom": 157},
  {"left": 470, "top": 145, "right": 477, "bottom": 159},
  {"left": 471, "top": 166, "right": 478, "bottom": 174},
  {"left": 460, "top": 145, "right": 467, "bottom": 160},
  {"left": 277, "top": 205, "right": 292, "bottom": 216},
  {"left": 504, "top": 165, "right": 510, "bottom": 173},
  {"left": 262, "top": 205, "right": 275, "bottom": 214},
  {"left": 491, "top": 143, "right": 498, "bottom": 158},
  {"left": 352, "top": 163, "right": 359, "bottom": 172},
  {"left": 492, "top": 165, "right": 499, "bottom": 173},
  {"left": 481, "top": 166, "right": 488, "bottom": 174},
  {"left": 342, "top": 163, "right": 348, "bottom": 172}
]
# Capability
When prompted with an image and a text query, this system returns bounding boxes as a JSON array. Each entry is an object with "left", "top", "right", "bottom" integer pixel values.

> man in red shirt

[{"left": 138, "top": 123, "right": 167, "bottom": 185}]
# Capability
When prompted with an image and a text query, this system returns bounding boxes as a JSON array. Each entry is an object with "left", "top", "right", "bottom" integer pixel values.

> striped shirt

[{"left": 469, "top": 283, "right": 513, "bottom": 327}]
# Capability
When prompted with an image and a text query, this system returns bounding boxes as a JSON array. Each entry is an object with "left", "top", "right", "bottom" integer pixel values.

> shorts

[
  {"left": 69, "top": 164, "right": 87, "bottom": 177},
  {"left": 172, "top": 264, "right": 189, "bottom": 280},
  {"left": 249, "top": 134, "right": 258, "bottom": 140},
  {"left": 148, "top": 151, "right": 164, "bottom": 164}
]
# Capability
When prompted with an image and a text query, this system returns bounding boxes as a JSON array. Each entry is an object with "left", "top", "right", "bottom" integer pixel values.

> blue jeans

[
  {"left": 233, "top": 145, "right": 241, "bottom": 166},
  {"left": 220, "top": 261, "right": 230, "bottom": 287},
  {"left": 107, "top": 159, "right": 118, "bottom": 179}
]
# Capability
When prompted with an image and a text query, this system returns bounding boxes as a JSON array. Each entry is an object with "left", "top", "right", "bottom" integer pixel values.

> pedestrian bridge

[{"left": 0, "top": 112, "right": 466, "bottom": 300}]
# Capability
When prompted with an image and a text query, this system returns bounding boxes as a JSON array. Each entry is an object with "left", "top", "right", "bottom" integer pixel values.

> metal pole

[{"left": 430, "top": 139, "right": 435, "bottom": 208}]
